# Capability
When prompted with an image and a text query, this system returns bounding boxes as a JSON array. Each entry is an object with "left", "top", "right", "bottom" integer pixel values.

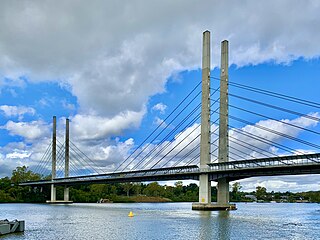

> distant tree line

[{"left": 1, "top": 166, "right": 320, "bottom": 203}]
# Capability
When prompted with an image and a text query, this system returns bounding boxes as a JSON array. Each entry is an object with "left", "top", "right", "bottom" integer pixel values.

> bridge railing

[
  {"left": 20, "top": 165, "right": 200, "bottom": 186},
  {"left": 20, "top": 153, "right": 320, "bottom": 186},
  {"left": 207, "top": 153, "right": 320, "bottom": 171}
]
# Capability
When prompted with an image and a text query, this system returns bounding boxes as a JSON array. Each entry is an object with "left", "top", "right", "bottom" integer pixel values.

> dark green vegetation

[{"left": 1, "top": 166, "right": 320, "bottom": 203}]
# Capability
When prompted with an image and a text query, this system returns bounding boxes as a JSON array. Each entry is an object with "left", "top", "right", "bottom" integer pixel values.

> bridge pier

[
  {"left": 192, "top": 32, "right": 236, "bottom": 211},
  {"left": 47, "top": 117, "right": 72, "bottom": 204},
  {"left": 64, "top": 118, "right": 70, "bottom": 202},
  {"left": 50, "top": 184, "right": 56, "bottom": 202},
  {"left": 214, "top": 40, "right": 235, "bottom": 210},
  {"left": 192, "top": 30, "right": 214, "bottom": 210},
  {"left": 47, "top": 116, "right": 57, "bottom": 203}
]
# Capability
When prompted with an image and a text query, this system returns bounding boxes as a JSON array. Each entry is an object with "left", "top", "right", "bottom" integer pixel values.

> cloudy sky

[{"left": 1, "top": 0, "right": 320, "bottom": 192}]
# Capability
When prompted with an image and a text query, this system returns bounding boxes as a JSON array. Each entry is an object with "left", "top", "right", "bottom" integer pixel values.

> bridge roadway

[{"left": 20, "top": 153, "right": 320, "bottom": 186}]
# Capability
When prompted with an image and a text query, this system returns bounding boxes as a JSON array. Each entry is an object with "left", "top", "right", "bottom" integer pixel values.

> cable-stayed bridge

[
  {"left": 20, "top": 31, "right": 320, "bottom": 210},
  {"left": 23, "top": 153, "right": 320, "bottom": 185}
]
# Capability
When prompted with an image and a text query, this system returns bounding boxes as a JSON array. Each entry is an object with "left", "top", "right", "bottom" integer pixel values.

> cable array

[
  {"left": 211, "top": 76, "right": 320, "bottom": 159},
  {"left": 31, "top": 140, "right": 53, "bottom": 177},
  {"left": 114, "top": 81, "right": 203, "bottom": 172},
  {"left": 30, "top": 74, "right": 320, "bottom": 179},
  {"left": 113, "top": 81, "right": 211, "bottom": 172}
]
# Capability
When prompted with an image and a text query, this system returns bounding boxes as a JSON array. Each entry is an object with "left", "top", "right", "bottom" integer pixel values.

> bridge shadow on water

[{"left": 198, "top": 211, "right": 230, "bottom": 240}]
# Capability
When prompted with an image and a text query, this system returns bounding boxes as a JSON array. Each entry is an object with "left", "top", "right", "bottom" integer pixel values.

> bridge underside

[
  {"left": 51, "top": 172, "right": 200, "bottom": 186},
  {"left": 20, "top": 154, "right": 320, "bottom": 187},
  {"left": 21, "top": 164, "right": 320, "bottom": 187},
  {"left": 20, "top": 165, "right": 201, "bottom": 187}
]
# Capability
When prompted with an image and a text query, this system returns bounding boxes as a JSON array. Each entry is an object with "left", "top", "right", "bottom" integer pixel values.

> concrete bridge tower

[
  {"left": 216, "top": 40, "right": 235, "bottom": 210},
  {"left": 192, "top": 31, "right": 235, "bottom": 210},
  {"left": 49, "top": 116, "right": 57, "bottom": 202},
  {"left": 47, "top": 117, "right": 72, "bottom": 204},
  {"left": 192, "top": 30, "right": 213, "bottom": 210},
  {"left": 64, "top": 118, "right": 70, "bottom": 202}
]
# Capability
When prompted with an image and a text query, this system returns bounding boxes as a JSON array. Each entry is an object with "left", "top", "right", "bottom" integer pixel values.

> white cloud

[
  {"left": 113, "top": 112, "right": 320, "bottom": 182},
  {"left": 6, "top": 150, "right": 31, "bottom": 159},
  {"left": 70, "top": 109, "right": 145, "bottom": 140},
  {"left": 237, "top": 175, "right": 320, "bottom": 192},
  {"left": 228, "top": 113, "right": 320, "bottom": 159},
  {"left": 1, "top": 112, "right": 320, "bottom": 192},
  {"left": 61, "top": 100, "right": 76, "bottom": 111},
  {"left": 1, "top": 1, "right": 320, "bottom": 191},
  {"left": 0, "top": 153, "right": 14, "bottom": 176},
  {"left": 0, "top": 112, "right": 143, "bottom": 177},
  {"left": 66, "top": 137, "right": 135, "bottom": 173},
  {"left": 152, "top": 103, "right": 167, "bottom": 114},
  {"left": 153, "top": 117, "right": 167, "bottom": 127},
  {"left": 38, "top": 98, "right": 49, "bottom": 107},
  {"left": 1, "top": 0, "right": 320, "bottom": 120},
  {"left": 0, "top": 140, "right": 54, "bottom": 177},
  {"left": 0, "top": 105, "right": 35, "bottom": 120},
  {"left": 119, "top": 123, "right": 203, "bottom": 170},
  {"left": 1, "top": 120, "right": 50, "bottom": 140}
]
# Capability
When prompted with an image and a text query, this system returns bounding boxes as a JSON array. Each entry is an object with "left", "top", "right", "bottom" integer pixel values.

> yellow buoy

[{"left": 128, "top": 211, "right": 134, "bottom": 217}]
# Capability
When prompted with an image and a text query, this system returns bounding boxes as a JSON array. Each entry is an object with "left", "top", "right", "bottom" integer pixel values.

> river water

[{"left": 0, "top": 202, "right": 320, "bottom": 240}]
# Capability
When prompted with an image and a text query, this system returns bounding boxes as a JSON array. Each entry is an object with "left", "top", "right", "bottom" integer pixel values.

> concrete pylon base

[
  {"left": 192, "top": 202, "right": 237, "bottom": 211},
  {"left": 46, "top": 200, "right": 73, "bottom": 204}
]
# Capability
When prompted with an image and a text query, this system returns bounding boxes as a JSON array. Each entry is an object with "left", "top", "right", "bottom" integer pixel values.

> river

[{"left": 1, "top": 202, "right": 320, "bottom": 239}]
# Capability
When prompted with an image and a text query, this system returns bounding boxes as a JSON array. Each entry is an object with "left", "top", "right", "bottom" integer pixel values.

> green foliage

[
  {"left": 231, "top": 182, "right": 242, "bottom": 201},
  {"left": 0, "top": 177, "right": 11, "bottom": 191},
  {"left": 0, "top": 190, "right": 14, "bottom": 202},
  {"left": 122, "top": 183, "right": 132, "bottom": 197},
  {"left": 132, "top": 183, "right": 142, "bottom": 195},
  {"left": 11, "top": 166, "right": 41, "bottom": 183},
  {"left": 255, "top": 186, "right": 267, "bottom": 200},
  {"left": 143, "top": 182, "right": 164, "bottom": 197},
  {"left": 0, "top": 166, "right": 47, "bottom": 203},
  {"left": 70, "top": 188, "right": 96, "bottom": 202}
]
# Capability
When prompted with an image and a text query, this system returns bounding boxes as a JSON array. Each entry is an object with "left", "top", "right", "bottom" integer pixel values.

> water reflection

[
  {"left": 198, "top": 211, "right": 213, "bottom": 240},
  {"left": 197, "top": 211, "right": 230, "bottom": 240},
  {"left": 217, "top": 211, "right": 230, "bottom": 240}
]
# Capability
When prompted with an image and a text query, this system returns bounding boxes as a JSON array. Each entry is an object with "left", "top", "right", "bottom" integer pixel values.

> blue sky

[{"left": 1, "top": 1, "right": 320, "bottom": 192}]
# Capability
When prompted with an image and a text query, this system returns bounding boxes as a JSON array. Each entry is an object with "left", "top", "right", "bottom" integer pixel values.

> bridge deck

[{"left": 20, "top": 153, "right": 320, "bottom": 186}]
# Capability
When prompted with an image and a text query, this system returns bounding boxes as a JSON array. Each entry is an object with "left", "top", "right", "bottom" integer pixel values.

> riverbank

[{"left": 110, "top": 196, "right": 172, "bottom": 203}]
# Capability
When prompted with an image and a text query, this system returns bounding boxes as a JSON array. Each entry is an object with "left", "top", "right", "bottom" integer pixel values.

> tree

[
  {"left": 256, "top": 186, "right": 267, "bottom": 200},
  {"left": 0, "top": 190, "right": 14, "bottom": 202},
  {"left": 133, "top": 183, "right": 142, "bottom": 195},
  {"left": 174, "top": 181, "right": 183, "bottom": 196},
  {"left": 123, "top": 183, "right": 132, "bottom": 197},
  {"left": 143, "top": 182, "right": 164, "bottom": 197},
  {"left": 232, "top": 182, "right": 242, "bottom": 193},
  {"left": 6, "top": 166, "right": 46, "bottom": 202},
  {"left": 11, "top": 166, "right": 41, "bottom": 184},
  {"left": 231, "top": 182, "right": 242, "bottom": 201},
  {"left": 90, "top": 184, "right": 108, "bottom": 199},
  {"left": 111, "top": 185, "right": 117, "bottom": 195},
  {"left": 0, "top": 177, "right": 12, "bottom": 191}
]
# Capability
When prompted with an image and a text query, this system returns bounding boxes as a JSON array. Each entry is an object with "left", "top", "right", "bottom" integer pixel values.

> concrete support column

[
  {"left": 198, "top": 30, "right": 211, "bottom": 204},
  {"left": 217, "top": 40, "right": 230, "bottom": 205},
  {"left": 50, "top": 184, "right": 56, "bottom": 202},
  {"left": 199, "top": 174, "right": 211, "bottom": 203},
  {"left": 64, "top": 187, "right": 69, "bottom": 202},
  {"left": 51, "top": 116, "right": 57, "bottom": 202},
  {"left": 64, "top": 118, "right": 70, "bottom": 201}
]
